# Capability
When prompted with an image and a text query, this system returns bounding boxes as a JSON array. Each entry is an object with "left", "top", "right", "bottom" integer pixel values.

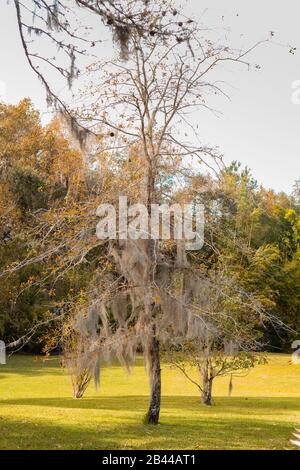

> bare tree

[
  {"left": 65, "top": 16, "right": 268, "bottom": 424},
  {"left": 6, "top": 0, "right": 271, "bottom": 425}
]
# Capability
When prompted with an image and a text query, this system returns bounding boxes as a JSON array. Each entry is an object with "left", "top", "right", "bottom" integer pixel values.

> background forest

[{"left": 1, "top": 99, "right": 299, "bottom": 356}]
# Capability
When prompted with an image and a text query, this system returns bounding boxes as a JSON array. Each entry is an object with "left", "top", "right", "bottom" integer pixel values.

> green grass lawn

[{"left": 0, "top": 354, "right": 299, "bottom": 450}]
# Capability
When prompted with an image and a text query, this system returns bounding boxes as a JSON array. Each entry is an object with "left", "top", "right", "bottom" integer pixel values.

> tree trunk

[
  {"left": 144, "top": 327, "right": 161, "bottom": 425},
  {"left": 201, "top": 375, "right": 213, "bottom": 406},
  {"left": 142, "top": 135, "right": 160, "bottom": 425}
]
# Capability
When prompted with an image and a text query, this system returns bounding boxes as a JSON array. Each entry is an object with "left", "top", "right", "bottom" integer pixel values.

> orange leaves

[{"left": 154, "top": 292, "right": 161, "bottom": 306}]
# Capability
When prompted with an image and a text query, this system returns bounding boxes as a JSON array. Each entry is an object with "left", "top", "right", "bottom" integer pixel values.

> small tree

[
  {"left": 62, "top": 329, "right": 92, "bottom": 399},
  {"left": 166, "top": 265, "right": 268, "bottom": 405},
  {"left": 61, "top": 309, "right": 101, "bottom": 399},
  {"left": 168, "top": 339, "right": 265, "bottom": 406}
]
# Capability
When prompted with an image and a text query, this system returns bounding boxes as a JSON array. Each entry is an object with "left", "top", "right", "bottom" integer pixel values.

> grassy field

[{"left": 0, "top": 354, "right": 299, "bottom": 450}]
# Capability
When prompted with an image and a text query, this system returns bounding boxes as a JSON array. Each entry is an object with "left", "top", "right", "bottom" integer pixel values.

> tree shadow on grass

[
  {"left": 0, "top": 355, "right": 63, "bottom": 378},
  {"left": 0, "top": 355, "right": 145, "bottom": 379},
  {"left": 1, "top": 395, "right": 299, "bottom": 415},
  {"left": 0, "top": 404, "right": 297, "bottom": 450}
]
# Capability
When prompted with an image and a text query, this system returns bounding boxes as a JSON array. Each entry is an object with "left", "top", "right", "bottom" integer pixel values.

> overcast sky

[{"left": 0, "top": 0, "right": 299, "bottom": 193}]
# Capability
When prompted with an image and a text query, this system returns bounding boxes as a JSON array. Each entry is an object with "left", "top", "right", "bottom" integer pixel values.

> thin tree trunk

[
  {"left": 144, "top": 326, "right": 161, "bottom": 425},
  {"left": 201, "top": 361, "right": 213, "bottom": 406},
  {"left": 201, "top": 377, "right": 213, "bottom": 406}
]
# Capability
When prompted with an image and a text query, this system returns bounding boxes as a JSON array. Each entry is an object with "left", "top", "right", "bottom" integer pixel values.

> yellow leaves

[
  {"left": 49, "top": 289, "right": 56, "bottom": 298},
  {"left": 154, "top": 293, "right": 161, "bottom": 306},
  {"left": 284, "top": 208, "right": 297, "bottom": 224},
  {"left": 250, "top": 208, "right": 263, "bottom": 222},
  {"left": 20, "top": 276, "right": 37, "bottom": 290}
]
